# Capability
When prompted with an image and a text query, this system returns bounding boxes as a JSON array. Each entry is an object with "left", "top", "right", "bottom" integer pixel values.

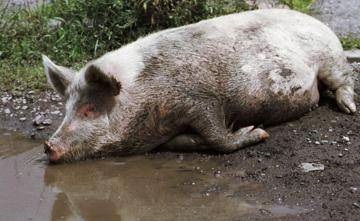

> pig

[{"left": 43, "top": 9, "right": 356, "bottom": 163}]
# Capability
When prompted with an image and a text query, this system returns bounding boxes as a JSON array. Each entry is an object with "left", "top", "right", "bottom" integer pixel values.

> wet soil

[
  {"left": 0, "top": 129, "right": 307, "bottom": 221},
  {"left": 0, "top": 63, "right": 360, "bottom": 220}
]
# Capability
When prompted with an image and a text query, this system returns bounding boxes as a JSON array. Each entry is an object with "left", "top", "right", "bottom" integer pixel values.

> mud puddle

[{"left": 0, "top": 129, "right": 307, "bottom": 221}]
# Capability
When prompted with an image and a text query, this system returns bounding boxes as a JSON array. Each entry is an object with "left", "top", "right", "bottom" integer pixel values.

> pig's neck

[{"left": 106, "top": 87, "right": 155, "bottom": 150}]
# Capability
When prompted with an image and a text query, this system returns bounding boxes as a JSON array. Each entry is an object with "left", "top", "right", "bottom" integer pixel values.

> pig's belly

[{"left": 227, "top": 78, "right": 320, "bottom": 127}]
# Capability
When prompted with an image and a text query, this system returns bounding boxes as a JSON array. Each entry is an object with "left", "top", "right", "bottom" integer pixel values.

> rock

[
  {"left": 42, "top": 118, "right": 52, "bottom": 125},
  {"left": 345, "top": 50, "right": 360, "bottom": 63},
  {"left": 350, "top": 187, "right": 358, "bottom": 193},
  {"left": 21, "top": 105, "right": 28, "bottom": 110},
  {"left": 311, "top": 0, "right": 360, "bottom": 38},
  {"left": 30, "top": 132, "right": 36, "bottom": 139},
  {"left": 36, "top": 126, "right": 45, "bottom": 131},
  {"left": 4, "top": 108, "right": 11, "bottom": 114},
  {"left": 300, "top": 162, "right": 325, "bottom": 172},
  {"left": 19, "top": 117, "right": 26, "bottom": 122},
  {"left": 33, "top": 114, "right": 45, "bottom": 126},
  {"left": 245, "top": 0, "right": 289, "bottom": 9},
  {"left": 51, "top": 110, "right": 61, "bottom": 115},
  {"left": 342, "top": 136, "right": 350, "bottom": 142},
  {"left": 1, "top": 97, "right": 9, "bottom": 104},
  {"left": 47, "top": 17, "right": 65, "bottom": 31},
  {"left": 320, "top": 140, "right": 328, "bottom": 144},
  {"left": 353, "top": 202, "right": 360, "bottom": 209}
]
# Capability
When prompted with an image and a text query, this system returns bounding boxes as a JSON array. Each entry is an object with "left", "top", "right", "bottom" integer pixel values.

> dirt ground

[{"left": 0, "top": 63, "right": 359, "bottom": 221}]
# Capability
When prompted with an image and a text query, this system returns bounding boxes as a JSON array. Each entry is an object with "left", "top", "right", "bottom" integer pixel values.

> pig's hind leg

[
  {"left": 189, "top": 106, "right": 269, "bottom": 153},
  {"left": 318, "top": 57, "right": 356, "bottom": 114}
]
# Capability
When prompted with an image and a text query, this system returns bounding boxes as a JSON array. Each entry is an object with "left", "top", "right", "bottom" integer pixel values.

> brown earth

[{"left": 0, "top": 63, "right": 359, "bottom": 221}]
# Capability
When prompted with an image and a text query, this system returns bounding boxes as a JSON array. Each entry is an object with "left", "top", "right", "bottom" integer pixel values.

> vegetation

[
  {"left": 340, "top": 37, "right": 360, "bottom": 50},
  {"left": 0, "top": 0, "right": 248, "bottom": 91},
  {"left": 0, "top": 0, "right": 358, "bottom": 92},
  {"left": 280, "top": 0, "right": 314, "bottom": 13}
]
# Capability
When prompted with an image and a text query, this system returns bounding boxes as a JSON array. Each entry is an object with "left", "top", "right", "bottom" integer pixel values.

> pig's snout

[{"left": 44, "top": 140, "right": 66, "bottom": 163}]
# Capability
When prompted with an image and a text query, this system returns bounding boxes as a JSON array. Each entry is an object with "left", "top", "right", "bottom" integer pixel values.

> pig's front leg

[{"left": 190, "top": 104, "right": 269, "bottom": 153}]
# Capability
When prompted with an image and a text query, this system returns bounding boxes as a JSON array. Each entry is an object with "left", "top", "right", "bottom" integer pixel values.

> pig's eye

[{"left": 76, "top": 103, "right": 99, "bottom": 119}]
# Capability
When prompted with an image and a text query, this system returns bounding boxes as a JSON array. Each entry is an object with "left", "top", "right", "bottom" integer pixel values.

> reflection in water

[
  {"left": 44, "top": 156, "right": 254, "bottom": 221},
  {"left": 0, "top": 129, "right": 307, "bottom": 221}
]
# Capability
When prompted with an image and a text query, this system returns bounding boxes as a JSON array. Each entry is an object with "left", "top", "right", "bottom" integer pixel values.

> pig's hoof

[
  {"left": 336, "top": 95, "right": 356, "bottom": 114},
  {"left": 336, "top": 87, "right": 356, "bottom": 114},
  {"left": 233, "top": 127, "right": 269, "bottom": 149},
  {"left": 254, "top": 128, "right": 269, "bottom": 140}
]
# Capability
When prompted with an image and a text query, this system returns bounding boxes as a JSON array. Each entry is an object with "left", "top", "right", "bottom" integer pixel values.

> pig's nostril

[{"left": 44, "top": 141, "right": 52, "bottom": 154}]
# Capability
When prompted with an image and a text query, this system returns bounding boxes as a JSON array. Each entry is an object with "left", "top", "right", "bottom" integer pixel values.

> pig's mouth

[
  {"left": 44, "top": 141, "right": 67, "bottom": 163},
  {"left": 44, "top": 141, "right": 103, "bottom": 164}
]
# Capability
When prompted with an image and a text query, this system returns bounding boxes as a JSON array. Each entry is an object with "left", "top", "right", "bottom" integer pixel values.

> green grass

[
  {"left": 0, "top": 0, "right": 248, "bottom": 92},
  {"left": 0, "top": 63, "right": 47, "bottom": 92},
  {"left": 340, "top": 37, "right": 360, "bottom": 50},
  {"left": 0, "top": 0, "right": 358, "bottom": 93},
  {"left": 280, "top": 0, "right": 314, "bottom": 13}
]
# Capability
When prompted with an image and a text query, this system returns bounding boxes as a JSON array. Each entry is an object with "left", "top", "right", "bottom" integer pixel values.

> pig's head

[{"left": 42, "top": 55, "right": 121, "bottom": 163}]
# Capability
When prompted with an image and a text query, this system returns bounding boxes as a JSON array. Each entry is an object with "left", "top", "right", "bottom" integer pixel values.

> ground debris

[{"left": 299, "top": 163, "right": 325, "bottom": 172}]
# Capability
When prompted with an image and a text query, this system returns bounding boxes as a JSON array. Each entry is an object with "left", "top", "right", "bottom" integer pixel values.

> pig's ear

[
  {"left": 42, "top": 55, "right": 75, "bottom": 96},
  {"left": 84, "top": 65, "right": 121, "bottom": 96}
]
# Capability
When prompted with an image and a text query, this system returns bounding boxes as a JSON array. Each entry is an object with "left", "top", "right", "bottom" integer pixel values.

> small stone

[
  {"left": 345, "top": 50, "right": 360, "bottom": 62},
  {"left": 47, "top": 17, "right": 65, "bottom": 31},
  {"left": 19, "top": 117, "right": 26, "bottom": 122},
  {"left": 33, "top": 115, "right": 45, "bottom": 126},
  {"left": 338, "top": 153, "right": 344, "bottom": 158},
  {"left": 320, "top": 140, "right": 328, "bottom": 144},
  {"left": 259, "top": 208, "right": 271, "bottom": 215},
  {"left": 30, "top": 132, "right": 36, "bottom": 139},
  {"left": 21, "top": 105, "right": 28, "bottom": 110},
  {"left": 1, "top": 97, "right": 9, "bottom": 104},
  {"left": 42, "top": 119, "right": 52, "bottom": 125},
  {"left": 51, "top": 110, "right": 61, "bottom": 115},
  {"left": 36, "top": 126, "right": 45, "bottom": 130},
  {"left": 353, "top": 202, "right": 360, "bottom": 209},
  {"left": 315, "top": 141, "right": 320, "bottom": 145},
  {"left": 342, "top": 136, "right": 350, "bottom": 142},
  {"left": 350, "top": 187, "right": 358, "bottom": 193},
  {"left": 300, "top": 162, "right": 325, "bottom": 172},
  {"left": 4, "top": 108, "right": 11, "bottom": 114}
]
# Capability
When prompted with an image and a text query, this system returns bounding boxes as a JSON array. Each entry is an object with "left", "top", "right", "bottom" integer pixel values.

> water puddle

[{"left": 0, "top": 129, "right": 307, "bottom": 220}]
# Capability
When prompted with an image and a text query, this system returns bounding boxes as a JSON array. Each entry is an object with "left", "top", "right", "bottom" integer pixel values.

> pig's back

[{"left": 137, "top": 9, "right": 339, "bottom": 94}]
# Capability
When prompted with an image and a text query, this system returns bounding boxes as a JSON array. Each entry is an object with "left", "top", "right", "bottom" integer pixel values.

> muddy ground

[{"left": 1, "top": 63, "right": 360, "bottom": 221}]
